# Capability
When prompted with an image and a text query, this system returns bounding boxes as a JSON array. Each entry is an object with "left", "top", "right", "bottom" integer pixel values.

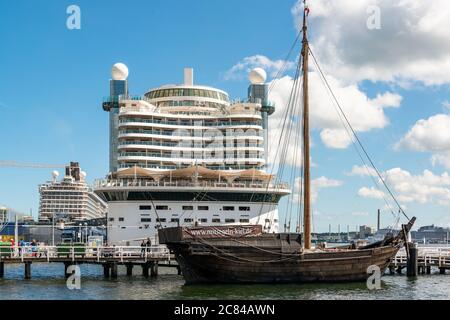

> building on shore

[
  {"left": 39, "top": 162, "right": 107, "bottom": 223},
  {"left": 359, "top": 225, "right": 375, "bottom": 239},
  {"left": 0, "top": 207, "right": 7, "bottom": 223},
  {"left": 411, "top": 225, "right": 450, "bottom": 244}
]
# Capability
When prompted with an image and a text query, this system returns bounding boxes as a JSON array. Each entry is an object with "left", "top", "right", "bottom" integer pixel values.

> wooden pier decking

[{"left": 0, "top": 245, "right": 180, "bottom": 279}]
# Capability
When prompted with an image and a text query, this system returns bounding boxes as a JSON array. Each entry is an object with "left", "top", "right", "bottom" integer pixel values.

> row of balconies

[
  {"left": 118, "top": 118, "right": 263, "bottom": 128},
  {"left": 117, "top": 163, "right": 265, "bottom": 171},
  {"left": 118, "top": 130, "right": 264, "bottom": 141},
  {"left": 117, "top": 140, "right": 263, "bottom": 149},
  {"left": 117, "top": 156, "right": 264, "bottom": 165}
]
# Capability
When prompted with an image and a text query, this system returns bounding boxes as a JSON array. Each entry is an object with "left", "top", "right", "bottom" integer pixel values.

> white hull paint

[{"left": 106, "top": 201, "right": 280, "bottom": 245}]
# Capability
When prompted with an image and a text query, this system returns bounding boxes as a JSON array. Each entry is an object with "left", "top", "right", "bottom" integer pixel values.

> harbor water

[{"left": 1, "top": 263, "right": 450, "bottom": 300}]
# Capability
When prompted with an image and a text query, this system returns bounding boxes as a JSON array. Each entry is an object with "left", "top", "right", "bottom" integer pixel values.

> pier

[
  {"left": 0, "top": 245, "right": 180, "bottom": 279},
  {"left": 389, "top": 246, "right": 450, "bottom": 275}
]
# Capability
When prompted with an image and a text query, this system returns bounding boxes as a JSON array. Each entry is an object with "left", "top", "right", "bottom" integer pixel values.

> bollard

[{"left": 407, "top": 243, "right": 418, "bottom": 277}]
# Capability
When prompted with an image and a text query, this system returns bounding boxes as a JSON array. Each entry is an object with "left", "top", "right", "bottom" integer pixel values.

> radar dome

[
  {"left": 52, "top": 171, "right": 59, "bottom": 178},
  {"left": 80, "top": 171, "right": 87, "bottom": 180},
  {"left": 111, "top": 63, "right": 129, "bottom": 80},
  {"left": 249, "top": 68, "right": 267, "bottom": 84}
]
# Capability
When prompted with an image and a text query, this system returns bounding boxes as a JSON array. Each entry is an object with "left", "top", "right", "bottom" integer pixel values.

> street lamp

[{"left": 84, "top": 223, "right": 88, "bottom": 244}]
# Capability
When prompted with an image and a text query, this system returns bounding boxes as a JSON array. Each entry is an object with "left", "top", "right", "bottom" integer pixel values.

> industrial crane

[{"left": 0, "top": 161, "right": 65, "bottom": 169}]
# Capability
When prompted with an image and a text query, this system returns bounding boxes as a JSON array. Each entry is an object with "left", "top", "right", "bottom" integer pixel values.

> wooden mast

[{"left": 301, "top": 0, "right": 311, "bottom": 250}]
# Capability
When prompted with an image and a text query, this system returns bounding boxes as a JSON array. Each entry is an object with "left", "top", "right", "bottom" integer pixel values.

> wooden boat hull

[
  {"left": 168, "top": 241, "right": 401, "bottom": 284},
  {"left": 159, "top": 221, "right": 414, "bottom": 284}
]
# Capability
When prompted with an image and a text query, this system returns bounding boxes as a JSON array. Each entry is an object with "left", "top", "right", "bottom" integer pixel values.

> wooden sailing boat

[{"left": 159, "top": 1, "right": 416, "bottom": 284}]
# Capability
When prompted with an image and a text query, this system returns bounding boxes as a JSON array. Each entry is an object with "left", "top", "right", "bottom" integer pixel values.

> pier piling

[
  {"left": 426, "top": 266, "right": 431, "bottom": 275},
  {"left": 0, "top": 262, "right": 4, "bottom": 278},
  {"left": 111, "top": 263, "right": 118, "bottom": 279},
  {"left": 103, "top": 264, "right": 110, "bottom": 278},
  {"left": 142, "top": 263, "right": 150, "bottom": 277},
  {"left": 24, "top": 262, "right": 31, "bottom": 279},
  {"left": 440, "top": 268, "right": 446, "bottom": 274},
  {"left": 126, "top": 264, "right": 133, "bottom": 276},
  {"left": 150, "top": 262, "right": 158, "bottom": 278},
  {"left": 177, "top": 265, "right": 182, "bottom": 275},
  {"left": 407, "top": 243, "right": 418, "bottom": 277}
]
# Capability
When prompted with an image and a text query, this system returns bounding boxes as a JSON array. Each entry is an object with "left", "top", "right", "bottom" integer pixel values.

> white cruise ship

[
  {"left": 39, "top": 162, "right": 107, "bottom": 222},
  {"left": 94, "top": 64, "right": 290, "bottom": 245}
]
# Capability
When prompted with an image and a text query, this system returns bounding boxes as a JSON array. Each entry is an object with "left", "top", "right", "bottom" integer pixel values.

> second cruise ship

[{"left": 94, "top": 64, "right": 290, "bottom": 245}]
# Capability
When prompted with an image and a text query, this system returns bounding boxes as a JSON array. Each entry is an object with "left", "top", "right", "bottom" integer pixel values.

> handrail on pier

[{"left": 0, "top": 245, "right": 171, "bottom": 262}]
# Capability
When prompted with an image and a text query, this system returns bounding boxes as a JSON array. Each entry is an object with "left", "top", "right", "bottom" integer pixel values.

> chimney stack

[
  {"left": 377, "top": 209, "right": 381, "bottom": 231},
  {"left": 184, "top": 68, "right": 194, "bottom": 86}
]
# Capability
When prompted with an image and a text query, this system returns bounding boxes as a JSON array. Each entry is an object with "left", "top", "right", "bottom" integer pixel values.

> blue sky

[{"left": 1, "top": 0, "right": 450, "bottom": 232}]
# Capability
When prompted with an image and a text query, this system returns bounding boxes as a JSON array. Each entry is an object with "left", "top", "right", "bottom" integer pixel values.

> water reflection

[{"left": 1, "top": 263, "right": 449, "bottom": 300}]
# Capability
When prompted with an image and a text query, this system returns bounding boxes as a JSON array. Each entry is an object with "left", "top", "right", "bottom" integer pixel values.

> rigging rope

[{"left": 309, "top": 48, "right": 410, "bottom": 222}]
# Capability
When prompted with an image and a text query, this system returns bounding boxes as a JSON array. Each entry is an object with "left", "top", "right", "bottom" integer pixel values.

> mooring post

[
  {"left": 126, "top": 264, "right": 133, "bottom": 276},
  {"left": 407, "top": 242, "right": 418, "bottom": 277},
  {"left": 24, "top": 262, "right": 31, "bottom": 280},
  {"left": 110, "top": 263, "right": 118, "bottom": 279},
  {"left": 0, "top": 262, "right": 4, "bottom": 278},
  {"left": 103, "top": 263, "right": 110, "bottom": 278}
]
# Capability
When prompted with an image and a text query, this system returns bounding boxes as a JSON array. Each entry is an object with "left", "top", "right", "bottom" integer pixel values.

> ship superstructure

[
  {"left": 39, "top": 162, "right": 107, "bottom": 222},
  {"left": 95, "top": 65, "right": 290, "bottom": 245}
]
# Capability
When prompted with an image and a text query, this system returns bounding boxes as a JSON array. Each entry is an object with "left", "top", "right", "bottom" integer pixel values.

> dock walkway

[
  {"left": 389, "top": 246, "right": 450, "bottom": 275},
  {"left": 0, "top": 245, "right": 179, "bottom": 279}
]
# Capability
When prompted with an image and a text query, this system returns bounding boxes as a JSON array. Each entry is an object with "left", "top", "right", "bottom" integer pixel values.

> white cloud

[
  {"left": 357, "top": 167, "right": 450, "bottom": 206},
  {"left": 224, "top": 55, "right": 295, "bottom": 81},
  {"left": 358, "top": 187, "right": 385, "bottom": 200},
  {"left": 396, "top": 114, "right": 450, "bottom": 169},
  {"left": 292, "top": 0, "right": 450, "bottom": 86},
  {"left": 320, "top": 129, "right": 351, "bottom": 150},
  {"left": 267, "top": 72, "right": 402, "bottom": 151},
  {"left": 293, "top": 176, "right": 343, "bottom": 203},
  {"left": 347, "top": 165, "right": 378, "bottom": 178}
]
